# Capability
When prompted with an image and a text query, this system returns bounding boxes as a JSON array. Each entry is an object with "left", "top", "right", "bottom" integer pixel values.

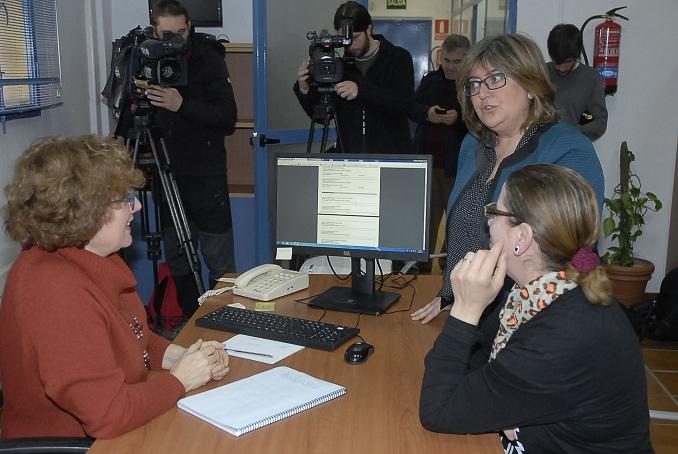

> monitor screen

[
  {"left": 148, "top": 0, "right": 223, "bottom": 28},
  {"left": 274, "top": 153, "right": 432, "bottom": 314}
]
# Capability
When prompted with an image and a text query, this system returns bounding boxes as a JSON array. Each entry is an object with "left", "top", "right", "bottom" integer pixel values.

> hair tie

[{"left": 570, "top": 245, "right": 600, "bottom": 273}]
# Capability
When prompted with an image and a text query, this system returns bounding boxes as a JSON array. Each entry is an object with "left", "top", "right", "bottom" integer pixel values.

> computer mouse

[{"left": 344, "top": 342, "right": 374, "bottom": 365}]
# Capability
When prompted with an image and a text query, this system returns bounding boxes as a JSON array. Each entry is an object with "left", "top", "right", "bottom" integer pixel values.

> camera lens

[
  {"left": 158, "top": 61, "right": 181, "bottom": 84},
  {"left": 320, "top": 62, "right": 335, "bottom": 75}
]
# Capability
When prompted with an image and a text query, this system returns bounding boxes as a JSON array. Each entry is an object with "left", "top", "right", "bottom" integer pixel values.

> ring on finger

[{"left": 462, "top": 258, "right": 472, "bottom": 263}]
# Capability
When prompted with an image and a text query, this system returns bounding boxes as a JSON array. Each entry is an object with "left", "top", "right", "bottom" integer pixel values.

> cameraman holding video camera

[
  {"left": 294, "top": 1, "right": 414, "bottom": 154},
  {"left": 148, "top": 0, "right": 237, "bottom": 317}
]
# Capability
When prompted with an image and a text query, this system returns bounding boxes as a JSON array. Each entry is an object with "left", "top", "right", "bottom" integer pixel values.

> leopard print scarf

[{"left": 490, "top": 271, "right": 577, "bottom": 361}]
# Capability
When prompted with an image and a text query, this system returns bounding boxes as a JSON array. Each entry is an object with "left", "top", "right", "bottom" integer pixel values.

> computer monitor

[
  {"left": 274, "top": 153, "right": 432, "bottom": 315},
  {"left": 148, "top": 0, "right": 223, "bottom": 28}
]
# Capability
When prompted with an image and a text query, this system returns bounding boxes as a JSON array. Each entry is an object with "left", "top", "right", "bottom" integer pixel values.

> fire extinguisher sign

[{"left": 434, "top": 19, "right": 450, "bottom": 40}]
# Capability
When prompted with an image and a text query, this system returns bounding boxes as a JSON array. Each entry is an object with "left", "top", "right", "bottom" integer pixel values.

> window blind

[{"left": 0, "top": 0, "right": 62, "bottom": 118}]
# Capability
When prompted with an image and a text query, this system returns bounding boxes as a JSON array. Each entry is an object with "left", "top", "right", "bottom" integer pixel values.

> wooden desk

[{"left": 89, "top": 275, "right": 502, "bottom": 454}]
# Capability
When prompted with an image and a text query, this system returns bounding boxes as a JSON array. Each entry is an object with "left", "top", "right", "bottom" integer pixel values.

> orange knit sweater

[{"left": 0, "top": 247, "right": 185, "bottom": 439}]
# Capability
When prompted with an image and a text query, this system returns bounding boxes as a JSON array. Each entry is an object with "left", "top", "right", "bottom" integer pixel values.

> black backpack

[
  {"left": 646, "top": 268, "right": 678, "bottom": 341},
  {"left": 621, "top": 268, "right": 678, "bottom": 341}
]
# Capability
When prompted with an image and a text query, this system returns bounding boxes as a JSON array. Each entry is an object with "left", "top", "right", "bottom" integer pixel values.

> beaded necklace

[{"left": 129, "top": 315, "right": 151, "bottom": 369}]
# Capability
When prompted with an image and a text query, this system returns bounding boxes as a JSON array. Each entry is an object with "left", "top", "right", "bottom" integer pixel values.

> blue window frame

[{"left": 0, "top": 0, "right": 62, "bottom": 130}]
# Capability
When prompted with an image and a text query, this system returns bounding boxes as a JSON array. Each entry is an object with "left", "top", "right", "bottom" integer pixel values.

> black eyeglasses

[
  {"left": 463, "top": 72, "right": 510, "bottom": 96},
  {"left": 484, "top": 202, "right": 519, "bottom": 220},
  {"left": 112, "top": 190, "right": 137, "bottom": 212}
]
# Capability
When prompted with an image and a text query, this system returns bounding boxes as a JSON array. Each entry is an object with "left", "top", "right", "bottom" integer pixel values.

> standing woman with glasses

[
  {"left": 411, "top": 33, "right": 605, "bottom": 324},
  {"left": 0, "top": 136, "right": 229, "bottom": 439}
]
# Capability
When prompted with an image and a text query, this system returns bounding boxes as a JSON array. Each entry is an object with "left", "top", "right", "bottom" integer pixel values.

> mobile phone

[
  {"left": 579, "top": 111, "right": 594, "bottom": 125},
  {"left": 434, "top": 107, "right": 448, "bottom": 114}
]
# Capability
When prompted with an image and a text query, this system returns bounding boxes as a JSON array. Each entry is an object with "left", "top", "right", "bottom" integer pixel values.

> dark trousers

[{"left": 161, "top": 175, "right": 235, "bottom": 316}]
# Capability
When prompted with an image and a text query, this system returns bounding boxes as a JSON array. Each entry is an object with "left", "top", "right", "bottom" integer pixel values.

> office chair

[
  {"left": 0, "top": 437, "right": 93, "bottom": 453},
  {"left": 0, "top": 388, "right": 92, "bottom": 453}
]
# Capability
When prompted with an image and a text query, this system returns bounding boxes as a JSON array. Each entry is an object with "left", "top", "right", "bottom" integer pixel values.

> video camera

[
  {"left": 306, "top": 22, "right": 353, "bottom": 85},
  {"left": 102, "top": 26, "right": 189, "bottom": 133}
]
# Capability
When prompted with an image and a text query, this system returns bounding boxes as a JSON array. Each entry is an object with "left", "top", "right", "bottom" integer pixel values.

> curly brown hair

[{"left": 3, "top": 135, "right": 144, "bottom": 252}]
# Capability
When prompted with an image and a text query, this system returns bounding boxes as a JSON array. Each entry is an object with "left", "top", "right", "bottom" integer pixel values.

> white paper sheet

[
  {"left": 223, "top": 334, "right": 304, "bottom": 364},
  {"left": 275, "top": 247, "right": 293, "bottom": 260}
]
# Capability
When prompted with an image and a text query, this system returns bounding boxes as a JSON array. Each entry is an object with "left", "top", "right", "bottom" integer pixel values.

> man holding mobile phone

[{"left": 409, "top": 34, "right": 471, "bottom": 273}]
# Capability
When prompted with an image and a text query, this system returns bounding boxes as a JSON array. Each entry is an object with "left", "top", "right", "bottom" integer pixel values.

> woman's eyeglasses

[
  {"left": 484, "top": 202, "right": 519, "bottom": 220},
  {"left": 112, "top": 191, "right": 137, "bottom": 212},
  {"left": 463, "top": 72, "right": 510, "bottom": 96}
]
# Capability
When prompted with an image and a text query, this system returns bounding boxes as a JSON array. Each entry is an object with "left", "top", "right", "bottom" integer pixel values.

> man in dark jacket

[
  {"left": 410, "top": 34, "right": 469, "bottom": 272},
  {"left": 293, "top": 1, "right": 414, "bottom": 154},
  {"left": 146, "top": 0, "right": 238, "bottom": 317}
]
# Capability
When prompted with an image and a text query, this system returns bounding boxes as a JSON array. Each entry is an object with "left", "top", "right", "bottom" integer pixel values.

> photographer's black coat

[
  {"left": 294, "top": 35, "right": 414, "bottom": 154},
  {"left": 154, "top": 35, "right": 238, "bottom": 176}
]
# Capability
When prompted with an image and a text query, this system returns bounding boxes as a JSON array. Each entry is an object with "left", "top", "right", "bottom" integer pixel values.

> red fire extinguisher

[{"left": 581, "top": 6, "right": 629, "bottom": 95}]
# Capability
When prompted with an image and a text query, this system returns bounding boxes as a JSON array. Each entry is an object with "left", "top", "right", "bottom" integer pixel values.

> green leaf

[
  {"left": 603, "top": 217, "right": 616, "bottom": 237},
  {"left": 602, "top": 253, "right": 613, "bottom": 265},
  {"left": 629, "top": 186, "right": 640, "bottom": 198}
]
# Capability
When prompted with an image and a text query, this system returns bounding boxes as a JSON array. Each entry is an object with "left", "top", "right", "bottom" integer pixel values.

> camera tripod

[
  {"left": 126, "top": 118, "right": 206, "bottom": 309},
  {"left": 306, "top": 86, "right": 344, "bottom": 153}
]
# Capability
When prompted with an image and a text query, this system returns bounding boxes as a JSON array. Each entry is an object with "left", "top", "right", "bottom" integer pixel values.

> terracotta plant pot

[{"left": 604, "top": 258, "right": 655, "bottom": 307}]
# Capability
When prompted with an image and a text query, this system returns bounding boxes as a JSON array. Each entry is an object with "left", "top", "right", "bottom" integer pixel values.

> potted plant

[{"left": 602, "top": 141, "right": 662, "bottom": 307}]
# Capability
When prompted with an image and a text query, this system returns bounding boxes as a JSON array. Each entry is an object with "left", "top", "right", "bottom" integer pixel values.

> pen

[{"left": 225, "top": 348, "right": 274, "bottom": 358}]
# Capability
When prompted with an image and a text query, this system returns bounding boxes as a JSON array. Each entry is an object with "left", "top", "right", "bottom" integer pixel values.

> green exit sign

[{"left": 387, "top": 0, "right": 407, "bottom": 9}]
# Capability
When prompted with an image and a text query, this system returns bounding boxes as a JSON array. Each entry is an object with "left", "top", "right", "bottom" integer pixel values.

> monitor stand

[{"left": 309, "top": 258, "right": 400, "bottom": 315}]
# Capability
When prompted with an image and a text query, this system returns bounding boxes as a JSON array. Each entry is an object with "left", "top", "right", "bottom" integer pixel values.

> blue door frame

[
  {"left": 251, "top": 0, "right": 354, "bottom": 264},
  {"left": 252, "top": 0, "right": 272, "bottom": 265}
]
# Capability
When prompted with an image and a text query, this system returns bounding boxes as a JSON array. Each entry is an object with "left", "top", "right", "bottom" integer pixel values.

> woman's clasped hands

[{"left": 170, "top": 339, "right": 230, "bottom": 392}]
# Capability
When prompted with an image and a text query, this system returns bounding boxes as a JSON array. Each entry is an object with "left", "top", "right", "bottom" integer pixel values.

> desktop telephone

[{"left": 232, "top": 264, "right": 309, "bottom": 301}]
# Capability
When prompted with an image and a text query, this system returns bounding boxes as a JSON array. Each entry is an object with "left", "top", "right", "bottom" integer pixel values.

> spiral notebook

[{"left": 177, "top": 366, "right": 346, "bottom": 436}]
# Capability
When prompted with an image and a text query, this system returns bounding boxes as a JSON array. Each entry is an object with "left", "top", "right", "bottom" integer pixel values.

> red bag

[{"left": 146, "top": 262, "right": 184, "bottom": 334}]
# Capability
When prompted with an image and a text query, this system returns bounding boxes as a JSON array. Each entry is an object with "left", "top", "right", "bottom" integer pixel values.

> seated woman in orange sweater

[{"left": 0, "top": 136, "right": 230, "bottom": 439}]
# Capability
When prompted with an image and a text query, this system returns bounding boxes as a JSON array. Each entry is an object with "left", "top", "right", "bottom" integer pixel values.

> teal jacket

[{"left": 447, "top": 121, "right": 605, "bottom": 214}]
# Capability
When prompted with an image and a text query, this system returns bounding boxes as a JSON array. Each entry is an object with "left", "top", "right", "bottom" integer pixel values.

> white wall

[
  {"left": 518, "top": 0, "right": 678, "bottom": 290},
  {"left": 0, "top": 0, "right": 95, "bottom": 295},
  {"left": 109, "top": 0, "right": 253, "bottom": 43}
]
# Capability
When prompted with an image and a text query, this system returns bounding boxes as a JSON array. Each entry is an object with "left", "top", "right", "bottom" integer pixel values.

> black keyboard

[{"left": 195, "top": 306, "right": 359, "bottom": 352}]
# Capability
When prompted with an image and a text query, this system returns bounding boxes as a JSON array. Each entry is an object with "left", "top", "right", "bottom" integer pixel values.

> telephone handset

[
  {"left": 234, "top": 264, "right": 283, "bottom": 288},
  {"left": 232, "top": 264, "right": 310, "bottom": 302}
]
